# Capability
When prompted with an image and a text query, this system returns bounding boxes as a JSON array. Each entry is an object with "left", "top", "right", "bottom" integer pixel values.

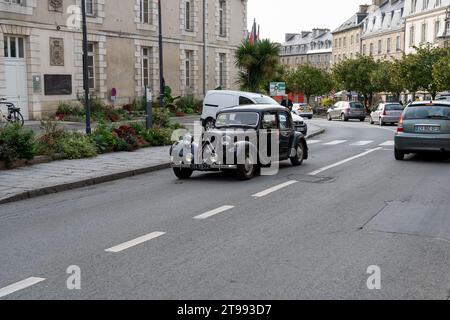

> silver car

[
  {"left": 327, "top": 101, "right": 366, "bottom": 122},
  {"left": 394, "top": 101, "right": 450, "bottom": 160},
  {"left": 369, "top": 102, "right": 404, "bottom": 126}
]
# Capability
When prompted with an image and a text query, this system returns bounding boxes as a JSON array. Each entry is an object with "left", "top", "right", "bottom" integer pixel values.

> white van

[{"left": 201, "top": 90, "right": 279, "bottom": 129}]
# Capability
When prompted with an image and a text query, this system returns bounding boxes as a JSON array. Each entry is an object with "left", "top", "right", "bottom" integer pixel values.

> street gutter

[{"left": 0, "top": 127, "right": 325, "bottom": 205}]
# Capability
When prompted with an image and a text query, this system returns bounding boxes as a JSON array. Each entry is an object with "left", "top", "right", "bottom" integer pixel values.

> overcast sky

[{"left": 247, "top": 0, "right": 367, "bottom": 43}]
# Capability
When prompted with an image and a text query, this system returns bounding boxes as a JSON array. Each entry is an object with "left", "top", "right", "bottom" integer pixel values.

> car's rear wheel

[
  {"left": 394, "top": 148, "right": 405, "bottom": 161},
  {"left": 173, "top": 167, "right": 193, "bottom": 179},
  {"left": 359, "top": 117, "right": 365, "bottom": 122},
  {"left": 379, "top": 118, "right": 384, "bottom": 126},
  {"left": 327, "top": 113, "right": 332, "bottom": 121},
  {"left": 290, "top": 142, "right": 304, "bottom": 166},
  {"left": 341, "top": 114, "right": 348, "bottom": 121},
  {"left": 236, "top": 152, "right": 256, "bottom": 180}
]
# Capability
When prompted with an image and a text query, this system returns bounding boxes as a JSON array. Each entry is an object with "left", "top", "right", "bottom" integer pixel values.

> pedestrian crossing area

[{"left": 308, "top": 139, "right": 394, "bottom": 148}]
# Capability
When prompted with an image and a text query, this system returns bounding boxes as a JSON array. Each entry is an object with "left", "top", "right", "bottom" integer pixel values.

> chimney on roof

[{"left": 359, "top": 4, "right": 369, "bottom": 13}]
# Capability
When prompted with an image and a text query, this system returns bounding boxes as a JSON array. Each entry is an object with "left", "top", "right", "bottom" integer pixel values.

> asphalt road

[{"left": 1, "top": 119, "right": 450, "bottom": 300}]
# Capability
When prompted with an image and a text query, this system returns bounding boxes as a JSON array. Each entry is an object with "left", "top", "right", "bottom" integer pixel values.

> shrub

[
  {"left": 57, "top": 133, "right": 97, "bottom": 159},
  {"left": 144, "top": 127, "right": 173, "bottom": 146},
  {"left": 113, "top": 125, "right": 145, "bottom": 151},
  {"left": 56, "top": 102, "right": 84, "bottom": 120},
  {"left": 90, "top": 124, "right": 119, "bottom": 154},
  {"left": 132, "top": 97, "right": 145, "bottom": 112},
  {"left": 176, "top": 95, "right": 203, "bottom": 114},
  {"left": 35, "top": 119, "right": 66, "bottom": 157},
  {"left": 0, "top": 124, "right": 35, "bottom": 168},
  {"left": 153, "top": 108, "right": 171, "bottom": 127},
  {"left": 321, "top": 97, "right": 336, "bottom": 107}
]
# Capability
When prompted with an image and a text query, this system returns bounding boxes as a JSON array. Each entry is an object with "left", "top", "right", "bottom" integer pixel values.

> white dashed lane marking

[
  {"left": 323, "top": 140, "right": 347, "bottom": 145},
  {"left": 252, "top": 180, "right": 298, "bottom": 198},
  {"left": 193, "top": 206, "right": 235, "bottom": 220},
  {"left": 350, "top": 140, "right": 374, "bottom": 146},
  {"left": 105, "top": 232, "right": 166, "bottom": 253},
  {"left": 0, "top": 277, "right": 46, "bottom": 298},
  {"left": 379, "top": 140, "right": 394, "bottom": 146}
]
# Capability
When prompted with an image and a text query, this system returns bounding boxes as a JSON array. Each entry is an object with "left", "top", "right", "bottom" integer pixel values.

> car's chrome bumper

[{"left": 171, "top": 163, "right": 237, "bottom": 171}]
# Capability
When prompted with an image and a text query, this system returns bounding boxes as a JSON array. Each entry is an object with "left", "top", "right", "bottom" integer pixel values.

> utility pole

[
  {"left": 158, "top": 0, "right": 165, "bottom": 108},
  {"left": 81, "top": 0, "right": 91, "bottom": 134}
]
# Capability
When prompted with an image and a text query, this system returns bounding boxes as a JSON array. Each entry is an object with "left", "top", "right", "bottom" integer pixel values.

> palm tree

[{"left": 235, "top": 39, "right": 280, "bottom": 92}]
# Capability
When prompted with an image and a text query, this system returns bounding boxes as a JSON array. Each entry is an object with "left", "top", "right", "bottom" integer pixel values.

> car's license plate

[{"left": 415, "top": 125, "right": 440, "bottom": 133}]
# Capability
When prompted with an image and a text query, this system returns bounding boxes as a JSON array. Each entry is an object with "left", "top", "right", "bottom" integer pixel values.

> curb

[{"left": 0, "top": 127, "right": 326, "bottom": 205}]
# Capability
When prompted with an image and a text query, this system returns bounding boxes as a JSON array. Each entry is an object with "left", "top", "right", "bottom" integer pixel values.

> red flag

[{"left": 249, "top": 19, "right": 256, "bottom": 45}]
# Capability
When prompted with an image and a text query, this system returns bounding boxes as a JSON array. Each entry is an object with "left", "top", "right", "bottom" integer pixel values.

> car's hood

[{"left": 291, "top": 113, "right": 305, "bottom": 122}]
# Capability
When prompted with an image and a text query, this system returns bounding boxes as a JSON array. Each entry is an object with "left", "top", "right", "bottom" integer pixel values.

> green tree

[
  {"left": 369, "top": 60, "right": 404, "bottom": 101},
  {"left": 433, "top": 54, "right": 450, "bottom": 93},
  {"left": 235, "top": 39, "right": 281, "bottom": 92},
  {"left": 287, "top": 64, "right": 332, "bottom": 105},
  {"left": 332, "top": 56, "right": 378, "bottom": 108}
]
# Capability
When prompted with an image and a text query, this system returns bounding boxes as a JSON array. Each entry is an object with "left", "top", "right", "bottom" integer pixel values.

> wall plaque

[
  {"left": 44, "top": 74, "right": 72, "bottom": 95},
  {"left": 50, "top": 38, "right": 64, "bottom": 66},
  {"left": 48, "top": 0, "right": 63, "bottom": 12}
]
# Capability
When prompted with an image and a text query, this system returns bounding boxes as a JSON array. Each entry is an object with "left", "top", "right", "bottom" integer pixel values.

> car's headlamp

[{"left": 186, "top": 153, "right": 193, "bottom": 163}]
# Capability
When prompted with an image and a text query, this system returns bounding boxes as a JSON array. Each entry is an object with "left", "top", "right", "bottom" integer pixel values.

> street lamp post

[
  {"left": 81, "top": 0, "right": 91, "bottom": 134},
  {"left": 158, "top": 0, "right": 165, "bottom": 108}
]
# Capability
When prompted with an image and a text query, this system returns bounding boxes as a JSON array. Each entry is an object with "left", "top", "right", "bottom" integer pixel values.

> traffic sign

[{"left": 270, "top": 82, "right": 286, "bottom": 96}]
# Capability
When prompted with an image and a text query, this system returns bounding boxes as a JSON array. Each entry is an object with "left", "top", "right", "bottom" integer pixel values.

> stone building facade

[
  {"left": 279, "top": 28, "right": 332, "bottom": 71},
  {"left": 360, "top": 0, "right": 406, "bottom": 61},
  {"left": 0, "top": 0, "right": 247, "bottom": 120},
  {"left": 403, "top": 0, "right": 450, "bottom": 54},
  {"left": 332, "top": 5, "right": 369, "bottom": 64}
]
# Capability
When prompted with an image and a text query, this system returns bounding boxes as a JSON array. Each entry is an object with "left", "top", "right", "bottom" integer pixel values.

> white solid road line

[
  {"left": 379, "top": 140, "right": 395, "bottom": 146},
  {"left": 252, "top": 180, "right": 298, "bottom": 198},
  {"left": 193, "top": 205, "right": 235, "bottom": 220},
  {"left": 0, "top": 277, "right": 46, "bottom": 298},
  {"left": 323, "top": 140, "right": 347, "bottom": 145},
  {"left": 351, "top": 140, "right": 374, "bottom": 146},
  {"left": 105, "top": 231, "right": 166, "bottom": 253},
  {"left": 307, "top": 140, "right": 322, "bottom": 145},
  {"left": 308, "top": 147, "right": 383, "bottom": 176}
]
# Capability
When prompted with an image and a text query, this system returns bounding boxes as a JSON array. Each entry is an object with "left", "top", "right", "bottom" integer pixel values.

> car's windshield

[
  {"left": 404, "top": 104, "right": 450, "bottom": 120},
  {"left": 350, "top": 102, "right": 364, "bottom": 109},
  {"left": 385, "top": 104, "right": 403, "bottom": 111},
  {"left": 216, "top": 112, "right": 259, "bottom": 127},
  {"left": 253, "top": 97, "right": 278, "bottom": 104}
]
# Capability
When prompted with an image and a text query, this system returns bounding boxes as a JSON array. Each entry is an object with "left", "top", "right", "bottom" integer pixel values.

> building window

[
  {"left": 219, "top": 53, "right": 226, "bottom": 88},
  {"left": 435, "top": 20, "right": 440, "bottom": 40},
  {"left": 422, "top": 0, "right": 429, "bottom": 10},
  {"left": 185, "top": 0, "right": 193, "bottom": 31},
  {"left": 378, "top": 39, "right": 382, "bottom": 54},
  {"left": 3, "top": 35, "right": 25, "bottom": 59},
  {"left": 356, "top": 33, "right": 359, "bottom": 43},
  {"left": 140, "top": 0, "right": 152, "bottom": 24},
  {"left": 362, "top": 44, "right": 366, "bottom": 55},
  {"left": 409, "top": 26, "right": 415, "bottom": 46},
  {"left": 387, "top": 38, "right": 391, "bottom": 53},
  {"left": 219, "top": 0, "right": 226, "bottom": 37},
  {"left": 350, "top": 35, "right": 354, "bottom": 45},
  {"left": 343, "top": 37, "right": 346, "bottom": 47},
  {"left": 435, "top": 0, "right": 441, "bottom": 7},
  {"left": 87, "top": 42, "right": 96, "bottom": 90},
  {"left": 396, "top": 35, "right": 401, "bottom": 51},
  {"left": 421, "top": 23, "right": 427, "bottom": 43},
  {"left": 411, "top": 0, "right": 417, "bottom": 13},
  {"left": 2, "top": 0, "right": 24, "bottom": 5},
  {"left": 369, "top": 43, "right": 373, "bottom": 55},
  {"left": 86, "top": 0, "right": 95, "bottom": 16},
  {"left": 185, "top": 50, "right": 194, "bottom": 89},
  {"left": 142, "top": 47, "right": 152, "bottom": 88}
]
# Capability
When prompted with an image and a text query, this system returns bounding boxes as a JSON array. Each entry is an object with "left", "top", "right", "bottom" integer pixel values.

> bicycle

[{"left": 0, "top": 98, "right": 25, "bottom": 127}]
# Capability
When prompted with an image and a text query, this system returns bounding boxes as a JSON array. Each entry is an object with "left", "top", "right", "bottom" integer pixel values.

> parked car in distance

[
  {"left": 171, "top": 105, "right": 309, "bottom": 180},
  {"left": 436, "top": 92, "right": 450, "bottom": 101},
  {"left": 293, "top": 103, "right": 313, "bottom": 119},
  {"left": 369, "top": 102, "right": 404, "bottom": 126},
  {"left": 291, "top": 112, "right": 308, "bottom": 135},
  {"left": 394, "top": 101, "right": 450, "bottom": 160},
  {"left": 327, "top": 101, "right": 366, "bottom": 122},
  {"left": 201, "top": 90, "right": 279, "bottom": 130}
]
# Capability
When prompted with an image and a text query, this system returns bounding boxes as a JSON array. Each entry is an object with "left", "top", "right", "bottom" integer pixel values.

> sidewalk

[{"left": 0, "top": 122, "right": 324, "bottom": 204}]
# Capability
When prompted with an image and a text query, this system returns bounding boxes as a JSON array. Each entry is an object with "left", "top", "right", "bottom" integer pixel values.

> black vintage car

[{"left": 170, "top": 105, "right": 309, "bottom": 180}]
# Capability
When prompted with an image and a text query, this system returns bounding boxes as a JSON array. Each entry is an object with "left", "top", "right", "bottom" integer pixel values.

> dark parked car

[
  {"left": 395, "top": 101, "right": 450, "bottom": 160},
  {"left": 170, "top": 105, "right": 309, "bottom": 180}
]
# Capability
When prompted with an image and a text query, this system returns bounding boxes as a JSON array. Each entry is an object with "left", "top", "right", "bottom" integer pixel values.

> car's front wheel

[
  {"left": 236, "top": 152, "right": 256, "bottom": 180},
  {"left": 173, "top": 167, "right": 193, "bottom": 179},
  {"left": 203, "top": 118, "right": 215, "bottom": 131},
  {"left": 394, "top": 148, "right": 405, "bottom": 161},
  {"left": 290, "top": 143, "right": 304, "bottom": 166}
]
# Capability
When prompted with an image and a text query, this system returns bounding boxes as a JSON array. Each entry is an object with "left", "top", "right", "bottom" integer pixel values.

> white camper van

[{"left": 201, "top": 90, "right": 279, "bottom": 129}]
